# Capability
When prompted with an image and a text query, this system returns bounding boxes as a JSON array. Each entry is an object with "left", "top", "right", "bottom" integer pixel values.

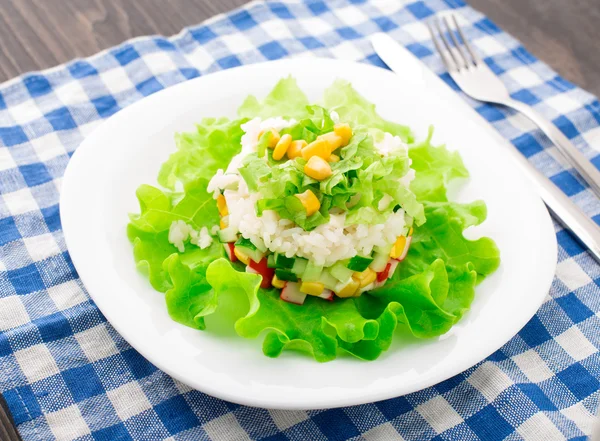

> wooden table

[
  {"left": 0, "top": 1, "right": 599, "bottom": 440},
  {"left": 0, "top": 0, "right": 599, "bottom": 95}
]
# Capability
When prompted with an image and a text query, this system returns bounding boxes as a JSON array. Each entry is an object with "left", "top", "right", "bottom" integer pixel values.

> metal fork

[{"left": 427, "top": 14, "right": 600, "bottom": 199}]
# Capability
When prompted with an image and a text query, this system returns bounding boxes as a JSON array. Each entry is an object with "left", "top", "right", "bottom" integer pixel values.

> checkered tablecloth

[{"left": 1, "top": 0, "right": 599, "bottom": 439}]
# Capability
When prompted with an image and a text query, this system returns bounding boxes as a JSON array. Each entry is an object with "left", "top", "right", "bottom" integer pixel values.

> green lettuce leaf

[
  {"left": 129, "top": 179, "right": 218, "bottom": 234},
  {"left": 158, "top": 117, "right": 246, "bottom": 191},
  {"left": 409, "top": 127, "right": 469, "bottom": 202},
  {"left": 323, "top": 79, "right": 414, "bottom": 143},
  {"left": 127, "top": 178, "right": 222, "bottom": 291},
  {"left": 238, "top": 76, "right": 311, "bottom": 120}
]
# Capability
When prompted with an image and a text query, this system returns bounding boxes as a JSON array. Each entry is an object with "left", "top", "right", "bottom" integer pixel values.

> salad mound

[{"left": 127, "top": 77, "right": 501, "bottom": 362}]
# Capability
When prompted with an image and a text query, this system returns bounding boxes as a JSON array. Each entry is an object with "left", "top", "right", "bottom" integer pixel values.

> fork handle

[{"left": 504, "top": 98, "right": 600, "bottom": 198}]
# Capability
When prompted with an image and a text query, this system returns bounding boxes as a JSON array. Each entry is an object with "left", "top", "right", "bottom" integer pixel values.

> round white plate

[{"left": 61, "top": 58, "right": 556, "bottom": 410}]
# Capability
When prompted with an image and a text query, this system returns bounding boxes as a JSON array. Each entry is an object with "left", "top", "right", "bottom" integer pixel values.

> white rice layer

[
  {"left": 168, "top": 221, "right": 212, "bottom": 253},
  {"left": 219, "top": 176, "right": 406, "bottom": 267}
]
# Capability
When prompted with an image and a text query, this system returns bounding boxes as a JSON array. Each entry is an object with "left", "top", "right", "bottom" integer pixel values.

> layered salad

[{"left": 128, "top": 78, "right": 500, "bottom": 362}]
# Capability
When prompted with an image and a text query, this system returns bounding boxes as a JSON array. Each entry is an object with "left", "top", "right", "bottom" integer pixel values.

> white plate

[{"left": 60, "top": 58, "right": 556, "bottom": 410}]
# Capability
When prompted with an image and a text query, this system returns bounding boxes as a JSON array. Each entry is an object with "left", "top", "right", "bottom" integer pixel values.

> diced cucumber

[
  {"left": 370, "top": 252, "right": 389, "bottom": 272},
  {"left": 248, "top": 249, "right": 266, "bottom": 264},
  {"left": 347, "top": 255, "right": 374, "bottom": 272},
  {"left": 292, "top": 258, "right": 308, "bottom": 275},
  {"left": 236, "top": 236, "right": 267, "bottom": 253},
  {"left": 267, "top": 254, "right": 277, "bottom": 268},
  {"left": 275, "top": 269, "right": 298, "bottom": 282},
  {"left": 255, "top": 241, "right": 268, "bottom": 253},
  {"left": 217, "top": 227, "right": 238, "bottom": 243},
  {"left": 235, "top": 237, "right": 257, "bottom": 251},
  {"left": 235, "top": 238, "right": 264, "bottom": 263},
  {"left": 275, "top": 254, "right": 295, "bottom": 269},
  {"left": 330, "top": 262, "right": 353, "bottom": 283},
  {"left": 374, "top": 243, "right": 393, "bottom": 256},
  {"left": 302, "top": 260, "right": 323, "bottom": 282},
  {"left": 318, "top": 270, "right": 339, "bottom": 291}
]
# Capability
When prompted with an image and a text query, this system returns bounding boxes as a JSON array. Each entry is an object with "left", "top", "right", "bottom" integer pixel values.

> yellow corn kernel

[
  {"left": 300, "top": 281, "right": 325, "bottom": 296},
  {"left": 287, "top": 140, "right": 306, "bottom": 159},
  {"left": 216, "top": 194, "right": 228, "bottom": 216},
  {"left": 295, "top": 189, "right": 320, "bottom": 216},
  {"left": 318, "top": 132, "right": 343, "bottom": 151},
  {"left": 329, "top": 154, "right": 340, "bottom": 163},
  {"left": 258, "top": 128, "right": 281, "bottom": 148},
  {"left": 304, "top": 156, "right": 333, "bottom": 181},
  {"left": 272, "top": 275, "right": 286, "bottom": 289},
  {"left": 352, "top": 268, "right": 377, "bottom": 288},
  {"left": 409, "top": 227, "right": 414, "bottom": 236},
  {"left": 390, "top": 236, "right": 407, "bottom": 259},
  {"left": 220, "top": 219, "right": 227, "bottom": 230},
  {"left": 273, "top": 134, "right": 292, "bottom": 161},
  {"left": 234, "top": 248, "right": 250, "bottom": 265},
  {"left": 335, "top": 278, "right": 360, "bottom": 298},
  {"left": 301, "top": 138, "right": 330, "bottom": 160},
  {"left": 334, "top": 123, "right": 353, "bottom": 146}
]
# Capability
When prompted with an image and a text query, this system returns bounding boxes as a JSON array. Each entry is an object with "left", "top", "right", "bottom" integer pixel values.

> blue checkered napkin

[{"left": 0, "top": 0, "right": 599, "bottom": 439}]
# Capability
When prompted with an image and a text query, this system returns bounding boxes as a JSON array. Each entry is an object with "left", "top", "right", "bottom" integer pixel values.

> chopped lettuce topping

[{"left": 236, "top": 108, "right": 424, "bottom": 229}]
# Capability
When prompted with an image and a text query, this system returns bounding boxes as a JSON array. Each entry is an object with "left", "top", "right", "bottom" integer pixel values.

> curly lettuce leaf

[
  {"left": 127, "top": 228, "right": 175, "bottom": 292},
  {"left": 129, "top": 179, "right": 218, "bottom": 234},
  {"left": 238, "top": 76, "right": 311, "bottom": 120},
  {"left": 128, "top": 176, "right": 499, "bottom": 363},
  {"left": 409, "top": 128, "right": 469, "bottom": 202},
  {"left": 323, "top": 79, "right": 414, "bottom": 143},
  {"left": 207, "top": 259, "right": 382, "bottom": 361},
  {"left": 127, "top": 178, "right": 222, "bottom": 291},
  {"left": 194, "top": 197, "right": 496, "bottom": 361},
  {"left": 405, "top": 201, "right": 500, "bottom": 279},
  {"left": 158, "top": 117, "right": 245, "bottom": 191},
  {"left": 164, "top": 254, "right": 217, "bottom": 330}
]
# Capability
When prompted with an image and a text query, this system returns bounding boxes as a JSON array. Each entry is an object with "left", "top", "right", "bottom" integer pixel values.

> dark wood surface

[
  {"left": 469, "top": 0, "right": 600, "bottom": 97},
  {"left": 0, "top": 394, "right": 21, "bottom": 441},
  {"left": 0, "top": 1, "right": 599, "bottom": 440},
  {"left": 0, "top": 0, "right": 599, "bottom": 95}
]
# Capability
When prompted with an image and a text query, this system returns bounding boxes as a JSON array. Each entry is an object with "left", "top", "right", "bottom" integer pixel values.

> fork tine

[
  {"left": 451, "top": 14, "right": 481, "bottom": 65},
  {"left": 426, "top": 21, "right": 455, "bottom": 72},
  {"left": 433, "top": 17, "right": 461, "bottom": 72},
  {"left": 442, "top": 16, "right": 470, "bottom": 69}
]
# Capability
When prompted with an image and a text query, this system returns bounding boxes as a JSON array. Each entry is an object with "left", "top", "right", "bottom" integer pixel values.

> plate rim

[{"left": 60, "top": 57, "right": 557, "bottom": 409}]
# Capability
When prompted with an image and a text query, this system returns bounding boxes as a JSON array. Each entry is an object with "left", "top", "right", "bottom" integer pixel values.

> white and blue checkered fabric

[{"left": 0, "top": 0, "right": 599, "bottom": 439}]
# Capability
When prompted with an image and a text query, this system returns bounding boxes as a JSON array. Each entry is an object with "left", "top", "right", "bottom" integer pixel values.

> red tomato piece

[
  {"left": 248, "top": 257, "right": 274, "bottom": 289},
  {"left": 224, "top": 242, "right": 238, "bottom": 263},
  {"left": 377, "top": 262, "right": 391, "bottom": 282}
]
